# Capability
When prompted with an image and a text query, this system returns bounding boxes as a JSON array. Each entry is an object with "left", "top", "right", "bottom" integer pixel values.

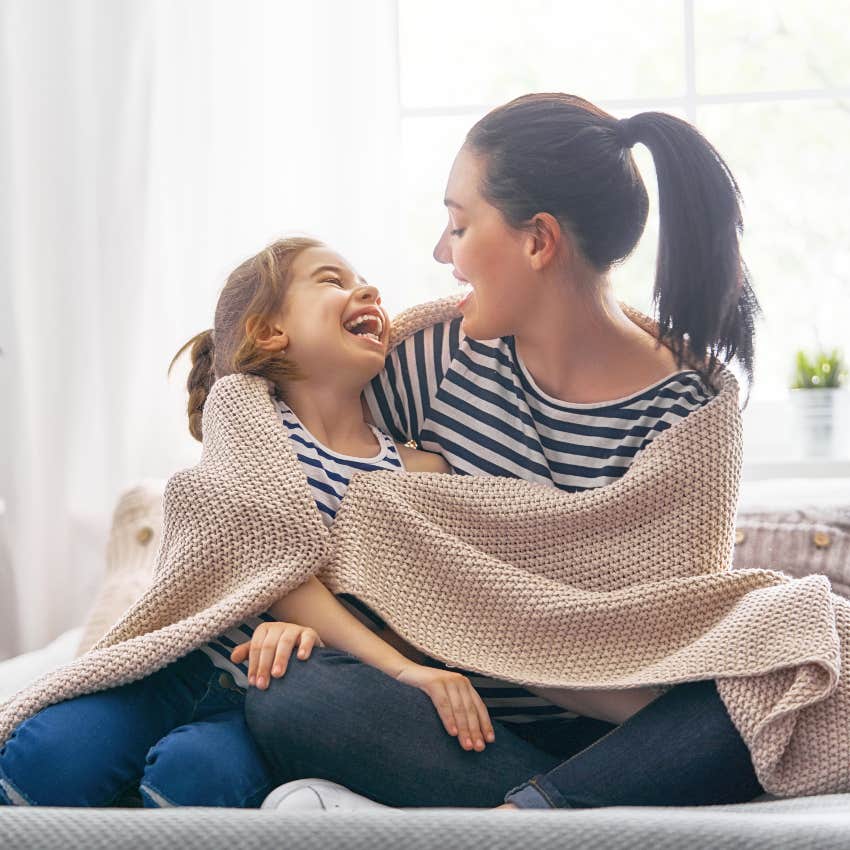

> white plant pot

[{"left": 789, "top": 387, "right": 849, "bottom": 459}]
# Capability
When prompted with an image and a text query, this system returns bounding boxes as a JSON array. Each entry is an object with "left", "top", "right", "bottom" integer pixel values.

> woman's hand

[
  {"left": 230, "top": 621, "right": 325, "bottom": 689},
  {"left": 395, "top": 663, "right": 496, "bottom": 752}
]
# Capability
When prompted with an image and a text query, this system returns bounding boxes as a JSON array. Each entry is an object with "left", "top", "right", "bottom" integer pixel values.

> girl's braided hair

[{"left": 169, "top": 236, "right": 323, "bottom": 441}]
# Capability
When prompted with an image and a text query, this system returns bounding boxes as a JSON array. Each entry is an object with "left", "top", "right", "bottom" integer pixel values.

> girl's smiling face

[
  {"left": 432, "top": 146, "right": 536, "bottom": 341},
  {"left": 265, "top": 246, "right": 390, "bottom": 383}
]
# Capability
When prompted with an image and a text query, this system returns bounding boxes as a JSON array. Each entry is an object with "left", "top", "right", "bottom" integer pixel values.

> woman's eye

[
  {"left": 323, "top": 277, "right": 344, "bottom": 287},
  {"left": 450, "top": 228, "right": 465, "bottom": 237}
]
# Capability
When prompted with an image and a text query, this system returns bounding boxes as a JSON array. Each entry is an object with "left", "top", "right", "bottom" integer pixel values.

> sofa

[{"left": 1, "top": 477, "right": 849, "bottom": 848}]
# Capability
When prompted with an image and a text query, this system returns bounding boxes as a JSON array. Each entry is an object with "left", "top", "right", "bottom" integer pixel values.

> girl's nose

[
  {"left": 357, "top": 284, "right": 381, "bottom": 305},
  {"left": 433, "top": 226, "right": 451, "bottom": 264}
]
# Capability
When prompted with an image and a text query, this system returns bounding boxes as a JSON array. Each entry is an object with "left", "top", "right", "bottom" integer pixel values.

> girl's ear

[{"left": 246, "top": 315, "right": 289, "bottom": 352}]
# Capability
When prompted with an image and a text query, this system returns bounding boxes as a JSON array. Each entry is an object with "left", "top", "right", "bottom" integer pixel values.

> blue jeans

[
  {"left": 245, "top": 646, "right": 765, "bottom": 809},
  {"left": 0, "top": 649, "right": 277, "bottom": 807}
]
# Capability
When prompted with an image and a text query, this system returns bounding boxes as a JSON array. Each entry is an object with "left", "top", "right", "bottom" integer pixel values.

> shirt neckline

[
  {"left": 280, "top": 402, "right": 389, "bottom": 462},
  {"left": 507, "top": 336, "right": 701, "bottom": 410}
]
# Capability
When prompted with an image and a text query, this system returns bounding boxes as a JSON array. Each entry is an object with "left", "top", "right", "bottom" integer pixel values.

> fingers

[
  {"left": 471, "top": 688, "right": 496, "bottom": 745},
  {"left": 254, "top": 629, "right": 283, "bottom": 689},
  {"left": 251, "top": 626, "right": 323, "bottom": 689},
  {"left": 246, "top": 626, "right": 265, "bottom": 687},
  {"left": 459, "top": 685, "right": 487, "bottom": 751},
  {"left": 294, "top": 630, "right": 320, "bottom": 661},
  {"left": 443, "top": 679, "right": 475, "bottom": 750},
  {"left": 431, "top": 682, "right": 461, "bottom": 741},
  {"left": 230, "top": 641, "right": 249, "bottom": 664},
  {"left": 234, "top": 623, "right": 324, "bottom": 689},
  {"left": 435, "top": 674, "right": 495, "bottom": 752},
  {"left": 451, "top": 681, "right": 490, "bottom": 751}
]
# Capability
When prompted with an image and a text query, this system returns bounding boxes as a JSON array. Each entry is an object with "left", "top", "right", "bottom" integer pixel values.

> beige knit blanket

[{"left": 1, "top": 296, "right": 848, "bottom": 799}]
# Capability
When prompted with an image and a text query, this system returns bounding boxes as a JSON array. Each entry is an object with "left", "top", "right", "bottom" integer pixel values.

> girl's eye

[
  {"left": 450, "top": 228, "right": 465, "bottom": 237},
  {"left": 323, "top": 277, "right": 344, "bottom": 287}
]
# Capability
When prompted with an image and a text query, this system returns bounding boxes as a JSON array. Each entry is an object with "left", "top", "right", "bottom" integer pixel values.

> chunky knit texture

[{"left": 1, "top": 295, "right": 848, "bottom": 799}]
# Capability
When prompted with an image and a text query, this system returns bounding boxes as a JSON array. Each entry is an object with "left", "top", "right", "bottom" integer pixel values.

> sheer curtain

[{"left": 0, "top": 0, "right": 402, "bottom": 654}]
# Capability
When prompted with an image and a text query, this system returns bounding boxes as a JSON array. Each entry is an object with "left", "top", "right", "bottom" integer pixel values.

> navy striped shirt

[
  {"left": 277, "top": 400, "right": 406, "bottom": 526},
  {"left": 364, "top": 316, "right": 714, "bottom": 491}
]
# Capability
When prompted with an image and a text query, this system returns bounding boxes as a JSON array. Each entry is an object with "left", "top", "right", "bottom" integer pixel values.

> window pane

[
  {"left": 399, "top": 115, "right": 476, "bottom": 305},
  {"left": 399, "top": 0, "right": 685, "bottom": 110},
  {"left": 695, "top": 0, "right": 850, "bottom": 94},
  {"left": 696, "top": 100, "right": 850, "bottom": 396}
]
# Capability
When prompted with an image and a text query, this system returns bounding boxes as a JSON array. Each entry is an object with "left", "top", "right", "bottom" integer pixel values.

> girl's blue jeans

[
  {"left": 0, "top": 649, "right": 277, "bottom": 807},
  {"left": 245, "top": 646, "right": 765, "bottom": 809}
]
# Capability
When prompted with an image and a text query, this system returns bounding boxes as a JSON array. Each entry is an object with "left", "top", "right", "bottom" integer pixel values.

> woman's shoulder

[{"left": 387, "top": 294, "right": 463, "bottom": 351}]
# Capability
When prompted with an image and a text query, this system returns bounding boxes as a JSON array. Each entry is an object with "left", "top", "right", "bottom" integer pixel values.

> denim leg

[
  {"left": 0, "top": 657, "right": 200, "bottom": 806},
  {"left": 245, "top": 646, "right": 567, "bottom": 808},
  {"left": 139, "top": 707, "right": 277, "bottom": 808},
  {"left": 505, "top": 678, "right": 765, "bottom": 809}
]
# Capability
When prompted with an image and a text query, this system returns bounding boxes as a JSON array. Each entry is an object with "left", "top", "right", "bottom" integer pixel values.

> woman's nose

[{"left": 433, "top": 227, "right": 451, "bottom": 264}]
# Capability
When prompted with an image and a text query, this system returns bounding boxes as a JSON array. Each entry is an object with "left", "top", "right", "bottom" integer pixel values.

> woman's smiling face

[{"left": 433, "top": 146, "right": 535, "bottom": 340}]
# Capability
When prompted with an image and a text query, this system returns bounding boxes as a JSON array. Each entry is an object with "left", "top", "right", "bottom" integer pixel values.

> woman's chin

[{"left": 460, "top": 314, "right": 487, "bottom": 340}]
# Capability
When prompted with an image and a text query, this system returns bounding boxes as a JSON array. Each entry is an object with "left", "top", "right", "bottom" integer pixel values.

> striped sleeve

[{"left": 363, "top": 316, "right": 461, "bottom": 446}]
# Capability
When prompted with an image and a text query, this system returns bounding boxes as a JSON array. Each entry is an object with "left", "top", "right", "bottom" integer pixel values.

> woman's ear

[
  {"left": 246, "top": 315, "right": 289, "bottom": 353},
  {"left": 526, "top": 212, "right": 568, "bottom": 272}
]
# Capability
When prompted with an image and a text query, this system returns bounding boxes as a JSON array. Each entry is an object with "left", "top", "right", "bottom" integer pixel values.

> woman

[{"left": 243, "top": 92, "right": 765, "bottom": 810}]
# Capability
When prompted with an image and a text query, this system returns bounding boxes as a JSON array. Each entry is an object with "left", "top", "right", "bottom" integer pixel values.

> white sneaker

[{"left": 260, "top": 778, "right": 400, "bottom": 812}]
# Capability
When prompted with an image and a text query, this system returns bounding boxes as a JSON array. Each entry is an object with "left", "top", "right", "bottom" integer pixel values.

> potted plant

[{"left": 789, "top": 348, "right": 848, "bottom": 459}]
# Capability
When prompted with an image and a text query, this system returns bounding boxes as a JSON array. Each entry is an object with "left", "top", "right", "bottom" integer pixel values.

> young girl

[{"left": 0, "top": 236, "right": 503, "bottom": 809}]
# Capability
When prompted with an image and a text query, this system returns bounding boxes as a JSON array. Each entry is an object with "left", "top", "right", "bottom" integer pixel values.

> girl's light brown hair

[{"left": 169, "top": 236, "right": 323, "bottom": 441}]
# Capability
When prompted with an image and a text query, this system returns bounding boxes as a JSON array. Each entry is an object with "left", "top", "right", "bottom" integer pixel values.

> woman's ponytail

[
  {"left": 622, "top": 112, "right": 761, "bottom": 394},
  {"left": 466, "top": 93, "right": 762, "bottom": 401},
  {"left": 168, "top": 329, "right": 216, "bottom": 442}
]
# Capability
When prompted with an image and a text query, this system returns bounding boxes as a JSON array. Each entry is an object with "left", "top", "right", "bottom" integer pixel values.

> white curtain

[{"left": 0, "top": 0, "right": 402, "bottom": 655}]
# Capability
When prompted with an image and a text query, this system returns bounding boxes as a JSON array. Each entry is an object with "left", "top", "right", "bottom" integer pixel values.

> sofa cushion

[
  {"left": 74, "top": 480, "right": 165, "bottom": 657},
  {"left": 734, "top": 478, "right": 850, "bottom": 598}
]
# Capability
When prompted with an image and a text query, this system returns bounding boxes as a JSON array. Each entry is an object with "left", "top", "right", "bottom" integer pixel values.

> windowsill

[
  {"left": 742, "top": 458, "right": 850, "bottom": 481},
  {"left": 741, "top": 389, "right": 850, "bottom": 480}
]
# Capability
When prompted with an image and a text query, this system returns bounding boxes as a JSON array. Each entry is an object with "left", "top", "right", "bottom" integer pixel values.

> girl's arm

[
  {"left": 525, "top": 684, "right": 661, "bottom": 725},
  {"left": 396, "top": 442, "right": 452, "bottom": 473},
  {"left": 243, "top": 580, "right": 496, "bottom": 752},
  {"left": 267, "top": 576, "right": 415, "bottom": 679}
]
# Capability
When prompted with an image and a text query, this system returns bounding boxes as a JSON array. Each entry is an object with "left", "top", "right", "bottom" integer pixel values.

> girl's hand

[
  {"left": 230, "top": 621, "right": 325, "bottom": 689},
  {"left": 394, "top": 663, "right": 496, "bottom": 752}
]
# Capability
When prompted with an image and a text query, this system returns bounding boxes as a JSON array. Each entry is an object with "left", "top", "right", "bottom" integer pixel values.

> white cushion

[{"left": 0, "top": 627, "right": 83, "bottom": 703}]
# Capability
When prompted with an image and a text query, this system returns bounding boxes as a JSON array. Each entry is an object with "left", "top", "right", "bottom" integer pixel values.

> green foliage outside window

[{"left": 791, "top": 349, "right": 847, "bottom": 389}]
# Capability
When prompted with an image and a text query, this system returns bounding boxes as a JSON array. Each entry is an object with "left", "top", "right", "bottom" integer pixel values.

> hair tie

[{"left": 616, "top": 116, "right": 639, "bottom": 149}]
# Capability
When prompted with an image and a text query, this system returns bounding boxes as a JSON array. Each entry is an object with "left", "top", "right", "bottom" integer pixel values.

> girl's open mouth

[
  {"left": 342, "top": 312, "right": 384, "bottom": 346},
  {"left": 347, "top": 331, "right": 384, "bottom": 348}
]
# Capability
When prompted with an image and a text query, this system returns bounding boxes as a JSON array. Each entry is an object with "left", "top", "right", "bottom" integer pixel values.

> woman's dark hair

[
  {"left": 168, "top": 236, "right": 322, "bottom": 441},
  {"left": 465, "top": 92, "right": 761, "bottom": 402}
]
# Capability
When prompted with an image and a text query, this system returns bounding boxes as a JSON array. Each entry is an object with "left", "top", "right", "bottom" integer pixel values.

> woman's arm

[{"left": 268, "top": 576, "right": 415, "bottom": 679}]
